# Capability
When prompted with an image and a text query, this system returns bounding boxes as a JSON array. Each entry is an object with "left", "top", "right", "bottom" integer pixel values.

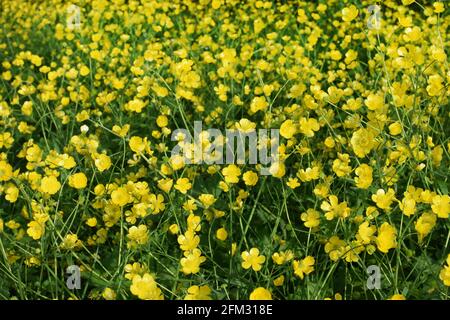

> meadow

[{"left": 0, "top": 0, "right": 449, "bottom": 300}]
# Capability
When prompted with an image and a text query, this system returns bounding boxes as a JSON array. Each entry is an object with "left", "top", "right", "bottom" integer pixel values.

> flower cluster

[{"left": 0, "top": 0, "right": 448, "bottom": 300}]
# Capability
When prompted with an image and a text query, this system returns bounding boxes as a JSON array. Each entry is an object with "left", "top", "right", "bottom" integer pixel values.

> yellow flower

[
  {"left": 431, "top": 146, "right": 443, "bottom": 167},
  {"left": 389, "top": 294, "right": 406, "bottom": 300},
  {"left": 371, "top": 188, "right": 396, "bottom": 211},
  {"left": 286, "top": 177, "right": 300, "bottom": 189},
  {"left": 169, "top": 224, "right": 179, "bottom": 235},
  {"left": 269, "top": 161, "right": 286, "bottom": 178},
  {"left": 433, "top": 2, "right": 445, "bottom": 13},
  {"left": 174, "top": 178, "right": 192, "bottom": 194},
  {"left": 280, "top": 119, "right": 297, "bottom": 139},
  {"left": 325, "top": 293, "right": 343, "bottom": 300},
  {"left": 152, "top": 85, "right": 168, "bottom": 97},
  {"left": 235, "top": 118, "right": 256, "bottom": 133},
  {"left": 216, "top": 227, "right": 228, "bottom": 241},
  {"left": 180, "top": 248, "right": 206, "bottom": 274},
  {"left": 399, "top": 196, "right": 416, "bottom": 217},
  {"left": 273, "top": 275, "right": 284, "bottom": 287},
  {"left": 129, "top": 136, "right": 149, "bottom": 154},
  {"left": 124, "top": 262, "right": 147, "bottom": 280},
  {"left": 222, "top": 164, "right": 241, "bottom": 184},
  {"left": 112, "top": 124, "right": 130, "bottom": 138},
  {"left": 298, "top": 166, "right": 320, "bottom": 182},
  {"left": 69, "top": 172, "right": 88, "bottom": 189},
  {"left": 329, "top": 50, "right": 342, "bottom": 61},
  {"left": 111, "top": 187, "right": 131, "bottom": 206},
  {"left": 27, "top": 221, "right": 45, "bottom": 240},
  {"left": 26, "top": 144, "right": 42, "bottom": 162},
  {"left": 156, "top": 115, "right": 168, "bottom": 128},
  {"left": 199, "top": 194, "right": 216, "bottom": 208},
  {"left": 249, "top": 287, "right": 272, "bottom": 300},
  {"left": 0, "top": 132, "right": 14, "bottom": 149},
  {"left": 439, "top": 254, "right": 450, "bottom": 286},
  {"left": 60, "top": 234, "right": 82, "bottom": 250},
  {"left": 343, "top": 243, "right": 361, "bottom": 263},
  {"left": 5, "top": 184, "right": 19, "bottom": 202},
  {"left": 272, "top": 250, "right": 294, "bottom": 265},
  {"left": 300, "top": 209, "right": 320, "bottom": 228},
  {"left": 293, "top": 256, "right": 315, "bottom": 279},
  {"left": 299, "top": 117, "right": 320, "bottom": 137},
  {"left": 218, "top": 71, "right": 235, "bottom": 92},
  {"left": 426, "top": 74, "right": 443, "bottom": 96},
  {"left": 93, "top": 153, "right": 112, "bottom": 172},
  {"left": 130, "top": 273, "right": 164, "bottom": 300},
  {"left": 184, "top": 285, "right": 212, "bottom": 300},
  {"left": 40, "top": 176, "right": 61, "bottom": 195},
  {"left": 376, "top": 222, "right": 397, "bottom": 253},
  {"left": 102, "top": 288, "right": 117, "bottom": 300},
  {"left": 148, "top": 193, "right": 165, "bottom": 214},
  {"left": 414, "top": 212, "right": 436, "bottom": 244},
  {"left": 127, "top": 225, "right": 149, "bottom": 248},
  {"left": 170, "top": 155, "right": 185, "bottom": 171},
  {"left": 325, "top": 236, "right": 346, "bottom": 261},
  {"left": 125, "top": 99, "right": 146, "bottom": 113},
  {"left": 242, "top": 171, "right": 258, "bottom": 186},
  {"left": 21, "top": 101, "right": 33, "bottom": 116},
  {"left": 211, "top": 0, "right": 222, "bottom": 10},
  {"left": 187, "top": 214, "right": 201, "bottom": 232},
  {"left": 79, "top": 65, "right": 90, "bottom": 76},
  {"left": 320, "top": 195, "right": 350, "bottom": 220},
  {"left": 342, "top": 5, "right": 358, "bottom": 22},
  {"left": 25, "top": 256, "right": 41, "bottom": 267},
  {"left": 157, "top": 178, "right": 173, "bottom": 193},
  {"left": 241, "top": 248, "right": 266, "bottom": 271},
  {"left": 388, "top": 122, "right": 403, "bottom": 135},
  {"left": 6, "top": 220, "right": 20, "bottom": 230},
  {"left": 350, "top": 128, "right": 377, "bottom": 158},
  {"left": 62, "top": 155, "right": 76, "bottom": 169},
  {"left": 250, "top": 96, "right": 268, "bottom": 114},
  {"left": 365, "top": 93, "right": 384, "bottom": 111},
  {"left": 0, "top": 160, "right": 13, "bottom": 181},
  {"left": 178, "top": 230, "right": 200, "bottom": 251},
  {"left": 357, "top": 221, "right": 376, "bottom": 245},
  {"left": 86, "top": 217, "right": 97, "bottom": 227},
  {"left": 324, "top": 137, "right": 336, "bottom": 148},
  {"left": 354, "top": 164, "right": 373, "bottom": 189},
  {"left": 183, "top": 199, "right": 198, "bottom": 213},
  {"left": 332, "top": 153, "right": 352, "bottom": 177},
  {"left": 431, "top": 195, "right": 449, "bottom": 218}
]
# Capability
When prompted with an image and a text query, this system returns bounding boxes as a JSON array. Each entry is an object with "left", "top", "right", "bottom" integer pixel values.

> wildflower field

[{"left": 0, "top": 0, "right": 449, "bottom": 300}]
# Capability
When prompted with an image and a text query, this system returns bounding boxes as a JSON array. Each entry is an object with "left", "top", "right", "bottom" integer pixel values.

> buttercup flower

[
  {"left": 249, "top": 287, "right": 272, "bottom": 300},
  {"left": 40, "top": 176, "right": 61, "bottom": 195},
  {"left": 68, "top": 172, "right": 88, "bottom": 189},
  {"left": 130, "top": 273, "right": 164, "bottom": 300},
  {"left": 241, "top": 248, "right": 266, "bottom": 272},
  {"left": 184, "top": 285, "right": 212, "bottom": 300},
  {"left": 293, "top": 256, "right": 315, "bottom": 279},
  {"left": 376, "top": 223, "right": 397, "bottom": 253}
]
